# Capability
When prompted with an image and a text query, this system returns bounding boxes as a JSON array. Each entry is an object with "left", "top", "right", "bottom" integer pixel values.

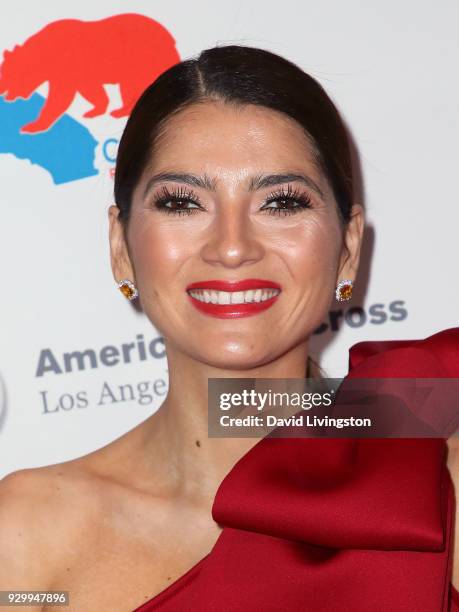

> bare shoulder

[
  {"left": 446, "top": 436, "right": 459, "bottom": 593},
  {"left": 0, "top": 460, "right": 101, "bottom": 590},
  {"left": 447, "top": 437, "right": 459, "bottom": 479},
  {"left": 446, "top": 437, "right": 459, "bottom": 500}
]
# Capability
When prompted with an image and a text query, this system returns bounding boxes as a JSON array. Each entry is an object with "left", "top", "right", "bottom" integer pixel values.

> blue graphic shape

[{"left": 0, "top": 93, "right": 98, "bottom": 184}]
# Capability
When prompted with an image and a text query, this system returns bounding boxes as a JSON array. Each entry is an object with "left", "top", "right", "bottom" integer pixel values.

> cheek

[
  {"left": 129, "top": 221, "right": 193, "bottom": 281},
  {"left": 273, "top": 217, "right": 342, "bottom": 278}
]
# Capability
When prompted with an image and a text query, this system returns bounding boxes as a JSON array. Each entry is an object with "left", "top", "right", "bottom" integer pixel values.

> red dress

[{"left": 133, "top": 327, "right": 459, "bottom": 611}]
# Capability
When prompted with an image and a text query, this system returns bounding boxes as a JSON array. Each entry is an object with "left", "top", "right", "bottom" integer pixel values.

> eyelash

[{"left": 151, "top": 184, "right": 313, "bottom": 217}]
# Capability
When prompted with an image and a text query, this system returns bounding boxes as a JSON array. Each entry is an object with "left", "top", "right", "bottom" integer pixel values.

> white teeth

[
  {"left": 230, "top": 291, "right": 244, "bottom": 304},
  {"left": 188, "top": 288, "right": 280, "bottom": 304},
  {"left": 244, "top": 289, "right": 254, "bottom": 303}
]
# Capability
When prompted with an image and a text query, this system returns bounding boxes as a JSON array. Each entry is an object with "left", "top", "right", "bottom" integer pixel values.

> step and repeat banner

[{"left": 1, "top": 1, "right": 457, "bottom": 478}]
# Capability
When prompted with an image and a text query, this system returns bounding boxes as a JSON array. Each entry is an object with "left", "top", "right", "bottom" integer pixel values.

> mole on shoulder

[
  {"left": 167, "top": 576, "right": 171, "bottom": 580},
  {"left": 195, "top": 440, "right": 201, "bottom": 447}
]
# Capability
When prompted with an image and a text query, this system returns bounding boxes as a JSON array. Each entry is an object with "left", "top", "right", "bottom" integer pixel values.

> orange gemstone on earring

[
  {"left": 339, "top": 284, "right": 353, "bottom": 300},
  {"left": 120, "top": 284, "right": 134, "bottom": 299}
]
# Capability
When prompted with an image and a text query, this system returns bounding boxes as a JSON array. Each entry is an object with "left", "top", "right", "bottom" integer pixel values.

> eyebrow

[{"left": 142, "top": 172, "right": 325, "bottom": 200}]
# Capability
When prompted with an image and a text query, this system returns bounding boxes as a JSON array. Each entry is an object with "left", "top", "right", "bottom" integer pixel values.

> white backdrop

[{"left": 1, "top": 1, "right": 457, "bottom": 478}]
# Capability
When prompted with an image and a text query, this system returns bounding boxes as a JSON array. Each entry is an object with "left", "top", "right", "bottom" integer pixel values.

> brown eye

[
  {"left": 152, "top": 186, "right": 203, "bottom": 215},
  {"left": 260, "top": 185, "right": 313, "bottom": 216}
]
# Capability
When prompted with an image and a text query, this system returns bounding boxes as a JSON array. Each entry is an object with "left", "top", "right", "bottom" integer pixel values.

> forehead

[{"left": 143, "top": 100, "right": 323, "bottom": 182}]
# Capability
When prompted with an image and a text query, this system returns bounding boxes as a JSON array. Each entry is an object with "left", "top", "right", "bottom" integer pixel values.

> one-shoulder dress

[{"left": 133, "top": 327, "right": 459, "bottom": 611}]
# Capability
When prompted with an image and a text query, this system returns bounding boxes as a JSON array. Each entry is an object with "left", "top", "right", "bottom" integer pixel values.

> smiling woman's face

[{"left": 109, "top": 100, "right": 364, "bottom": 369}]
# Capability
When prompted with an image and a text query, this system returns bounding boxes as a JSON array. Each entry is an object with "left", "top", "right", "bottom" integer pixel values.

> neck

[{"left": 140, "top": 339, "right": 310, "bottom": 506}]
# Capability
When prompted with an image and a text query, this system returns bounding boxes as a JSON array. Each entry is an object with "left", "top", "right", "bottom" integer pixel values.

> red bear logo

[{"left": 0, "top": 13, "right": 180, "bottom": 133}]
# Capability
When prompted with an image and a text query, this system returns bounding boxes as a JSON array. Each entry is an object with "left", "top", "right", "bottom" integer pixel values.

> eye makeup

[{"left": 150, "top": 183, "right": 313, "bottom": 217}]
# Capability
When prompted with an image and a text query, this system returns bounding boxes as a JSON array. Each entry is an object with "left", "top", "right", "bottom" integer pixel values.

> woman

[{"left": 0, "top": 45, "right": 457, "bottom": 611}]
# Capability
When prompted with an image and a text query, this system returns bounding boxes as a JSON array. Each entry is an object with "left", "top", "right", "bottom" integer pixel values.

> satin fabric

[{"left": 133, "top": 327, "right": 459, "bottom": 611}]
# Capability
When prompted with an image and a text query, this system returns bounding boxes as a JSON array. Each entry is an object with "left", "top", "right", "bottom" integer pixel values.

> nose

[{"left": 200, "top": 201, "right": 265, "bottom": 268}]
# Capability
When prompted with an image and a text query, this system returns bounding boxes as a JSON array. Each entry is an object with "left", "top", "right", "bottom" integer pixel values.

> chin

[{"left": 198, "top": 345, "right": 276, "bottom": 371}]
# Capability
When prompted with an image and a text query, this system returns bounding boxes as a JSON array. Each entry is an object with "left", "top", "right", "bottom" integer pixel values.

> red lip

[
  {"left": 186, "top": 279, "right": 281, "bottom": 291},
  {"left": 186, "top": 279, "right": 281, "bottom": 319}
]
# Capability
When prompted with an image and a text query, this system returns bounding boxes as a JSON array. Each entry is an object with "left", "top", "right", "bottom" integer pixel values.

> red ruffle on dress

[{"left": 133, "top": 327, "right": 459, "bottom": 611}]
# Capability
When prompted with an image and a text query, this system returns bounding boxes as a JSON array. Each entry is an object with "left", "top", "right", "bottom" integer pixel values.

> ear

[
  {"left": 337, "top": 203, "right": 365, "bottom": 282},
  {"left": 107, "top": 204, "right": 135, "bottom": 285}
]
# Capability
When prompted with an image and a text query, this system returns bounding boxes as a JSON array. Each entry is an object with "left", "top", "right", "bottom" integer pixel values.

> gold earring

[
  {"left": 118, "top": 279, "right": 138, "bottom": 301},
  {"left": 335, "top": 279, "right": 353, "bottom": 302}
]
